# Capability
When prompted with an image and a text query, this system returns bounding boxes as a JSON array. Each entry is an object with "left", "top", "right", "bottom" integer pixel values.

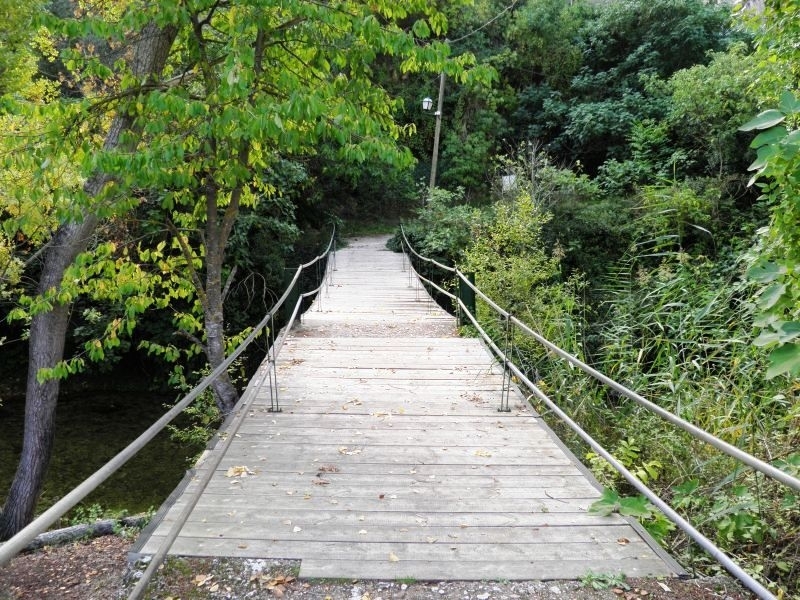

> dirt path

[{"left": 0, "top": 534, "right": 754, "bottom": 600}]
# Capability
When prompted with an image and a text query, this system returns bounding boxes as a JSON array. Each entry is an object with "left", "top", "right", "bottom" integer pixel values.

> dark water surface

[{"left": 0, "top": 390, "right": 203, "bottom": 523}]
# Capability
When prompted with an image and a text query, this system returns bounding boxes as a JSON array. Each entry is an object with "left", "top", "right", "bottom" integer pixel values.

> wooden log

[{"left": 22, "top": 515, "right": 149, "bottom": 551}]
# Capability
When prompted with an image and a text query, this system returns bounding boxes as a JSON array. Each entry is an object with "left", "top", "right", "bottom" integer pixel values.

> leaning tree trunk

[
  {"left": 0, "top": 22, "right": 177, "bottom": 541},
  {"left": 0, "top": 220, "right": 97, "bottom": 539}
]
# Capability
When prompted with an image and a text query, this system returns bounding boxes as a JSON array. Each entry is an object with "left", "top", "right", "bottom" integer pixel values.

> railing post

[
  {"left": 283, "top": 267, "right": 300, "bottom": 325},
  {"left": 499, "top": 314, "right": 513, "bottom": 413},
  {"left": 458, "top": 272, "right": 476, "bottom": 327}
]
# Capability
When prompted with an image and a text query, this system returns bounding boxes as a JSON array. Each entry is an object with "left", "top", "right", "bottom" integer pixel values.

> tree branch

[
  {"left": 221, "top": 264, "right": 238, "bottom": 303},
  {"left": 165, "top": 218, "right": 207, "bottom": 306}
]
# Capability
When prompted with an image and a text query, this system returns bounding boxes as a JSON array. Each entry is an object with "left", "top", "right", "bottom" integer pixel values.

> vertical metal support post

[
  {"left": 458, "top": 272, "right": 476, "bottom": 327},
  {"left": 315, "top": 259, "right": 322, "bottom": 312},
  {"left": 282, "top": 268, "right": 300, "bottom": 325},
  {"left": 328, "top": 241, "right": 336, "bottom": 289},
  {"left": 499, "top": 315, "right": 513, "bottom": 413},
  {"left": 415, "top": 258, "right": 422, "bottom": 302},
  {"left": 267, "top": 313, "right": 281, "bottom": 413},
  {"left": 406, "top": 247, "right": 414, "bottom": 288}
]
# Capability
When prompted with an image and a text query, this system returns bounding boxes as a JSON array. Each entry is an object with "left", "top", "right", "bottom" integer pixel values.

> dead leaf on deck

[
  {"left": 338, "top": 446, "right": 362, "bottom": 455},
  {"left": 474, "top": 449, "right": 492, "bottom": 457},
  {"left": 225, "top": 465, "right": 255, "bottom": 477},
  {"left": 262, "top": 574, "right": 296, "bottom": 597},
  {"left": 617, "top": 537, "right": 630, "bottom": 545},
  {"left": 318, "top": 465, "right": 340, "bottom": 473},
  {"left": 388, "top": 552, "right": 400, "bottom": 562},
  {"left": 313, "top": 478, "right": 331, "bottom": 485}
]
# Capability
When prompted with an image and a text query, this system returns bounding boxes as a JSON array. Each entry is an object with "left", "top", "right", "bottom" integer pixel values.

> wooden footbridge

[{"left": 132, "top": 236, "right": 681, "bottom": 581}]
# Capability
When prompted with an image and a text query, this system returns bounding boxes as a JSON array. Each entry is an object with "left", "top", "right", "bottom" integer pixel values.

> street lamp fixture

[{"left": 421, "top": 72, "right": 445, "bottom": 196}]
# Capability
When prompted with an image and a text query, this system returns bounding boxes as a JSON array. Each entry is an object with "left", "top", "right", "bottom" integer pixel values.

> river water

[{"left": 0, "top": 389, "right": 204, "bottom": 524}]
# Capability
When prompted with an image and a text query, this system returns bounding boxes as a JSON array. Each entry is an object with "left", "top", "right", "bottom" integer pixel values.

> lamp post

[{"left": 422, "top": 72, "right": 446, "bottom": 195}]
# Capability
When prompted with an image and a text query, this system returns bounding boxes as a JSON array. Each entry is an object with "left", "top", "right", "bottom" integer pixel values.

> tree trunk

[
  {"left": 203, "top": 187, "right": 240, "bottom": 415},
  {"left": 0, "top": 22, "right": 177, "bottom": 541}
]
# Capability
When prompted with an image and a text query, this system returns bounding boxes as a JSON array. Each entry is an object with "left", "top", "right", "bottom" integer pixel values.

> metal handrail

[
  {"left": 399, "top": 230, "right": 799, "bottom": 600},
  {"left": 0, "top": 226, "right": 336, "bottom": 574}
]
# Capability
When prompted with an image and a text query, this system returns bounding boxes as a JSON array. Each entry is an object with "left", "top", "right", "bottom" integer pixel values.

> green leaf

[
  {"left": 777, "top": 321, "right": 800, "bottom": 344},
  {"left": 757, "top": 281, "right": 787, "bottom": 310},
  {"left": 766, "top": 343, "right": 800, "bottom": 379},
  {"left": 412, "top": 19, "right": 430, "bottom": 39},
  {"left": 618, "top": 495, "right": 653, "bottom": 518},
  {"left": 752, "top": 330, "right": 781, "bottom": 347},
  {"left": 778, "top": 90, "right": 800, "bottom": 115},
  {"left": 749, "top": 125, "right": 787, "bottom": 149},
  {"left": 747, "top": 260, "right": 784, "bottom": 283},
  {"left": 740, "top": 109, "right": 786, "bottom": 132},
  {"left": 588, "top": 488, "right": 619, "bottom": 516}
]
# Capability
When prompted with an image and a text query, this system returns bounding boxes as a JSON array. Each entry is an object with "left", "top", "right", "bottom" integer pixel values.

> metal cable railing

[
  {"left": 399, "top": 226, "right": 800, "bottom": 600},
  {"left": 0, "top": 227, "right": 336, "bottom": 591}
]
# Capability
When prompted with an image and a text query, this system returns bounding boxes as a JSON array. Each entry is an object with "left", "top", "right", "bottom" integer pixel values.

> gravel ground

[{"left": 127, "top": 554, "right": 754, "bottom": 600}]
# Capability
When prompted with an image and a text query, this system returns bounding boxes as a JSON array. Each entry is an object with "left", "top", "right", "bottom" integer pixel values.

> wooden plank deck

[{"left": 133, "top": 235, "right": 682, "bottom": 581}]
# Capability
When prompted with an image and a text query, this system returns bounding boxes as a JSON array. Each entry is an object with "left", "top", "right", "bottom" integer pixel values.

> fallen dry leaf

[
  {"left": 388, "top": 552, "right": 400, "bottom": 562},
  {"left": 225, "top": 465, "right": 255, "bottom": 477},
  {"left": 617, "top": 537, "right": 630, "bottom": 545},
  {"left": 474, "top": 449, "right": 492, "bottom": 457},
  {"left": 338, "top": 446, "right": 362, "bottom": 455}
]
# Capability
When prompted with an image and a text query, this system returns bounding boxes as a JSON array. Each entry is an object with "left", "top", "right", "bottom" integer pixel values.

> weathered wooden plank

[
  {"left": 150, "top": 508, "right": 631, "bottom": 530},
  {"left": 171, "top": 523, "right": 637, "bottom": 545},
  {"left": 298, "top": 558, "right": 671, "bottom": 581},
  {"left": 215, "top": 451, "right": 575, "bottom": 468},
  {"left": 166, "top": 495, "right": 598, "bottom": 513},
  {"left": 236, "top": 414, "right": 542, "bottom": 430},
  {"left": 200, "top": 483, "right": 601, "bottom": 501},
  {"left": 147, "top": 538, "right": 665, "bottom": 564},
  {"left": 229, "top": 432, "right": 557, "bottom": 446},
  {"left": 204, "top": 473, "right": 590, "bottom": 488}
]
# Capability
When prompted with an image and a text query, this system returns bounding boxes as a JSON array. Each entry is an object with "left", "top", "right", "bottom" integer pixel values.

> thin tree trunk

[
  {"left": 203, "top": 186, "right": 240, "bottom": 414},
  {"left": 0, "top": 22, "right": 177, "bottom": 541}
]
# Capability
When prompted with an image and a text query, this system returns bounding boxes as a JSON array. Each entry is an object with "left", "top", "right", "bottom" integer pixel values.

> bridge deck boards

[{"left": 133, "top": 236, "right": 681, "bottom": 581}]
